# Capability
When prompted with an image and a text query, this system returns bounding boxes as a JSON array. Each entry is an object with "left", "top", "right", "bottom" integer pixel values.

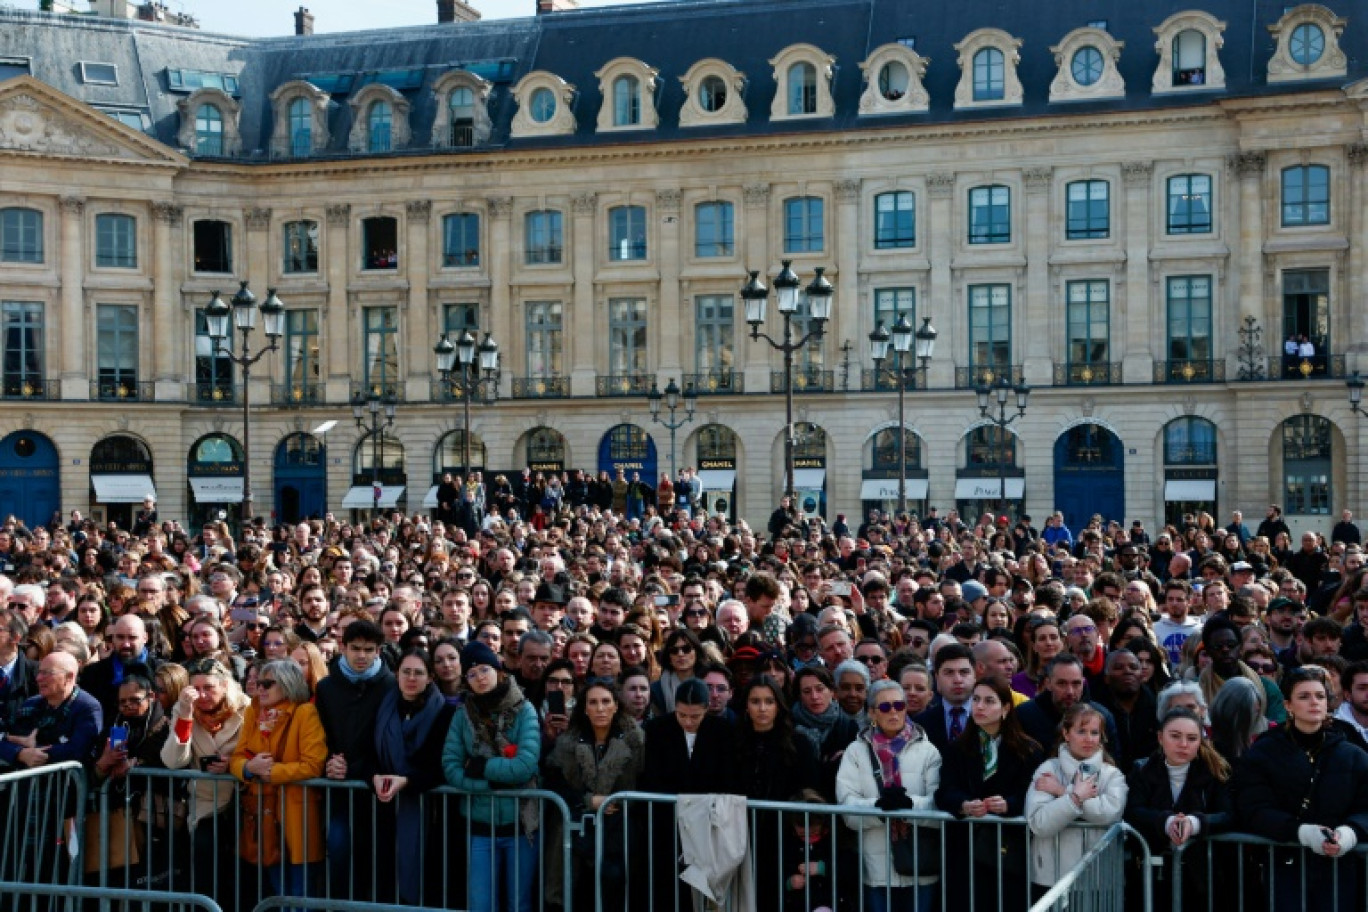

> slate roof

[{"left": 0, "top": 0, "right": 1363, "bottom": 161}]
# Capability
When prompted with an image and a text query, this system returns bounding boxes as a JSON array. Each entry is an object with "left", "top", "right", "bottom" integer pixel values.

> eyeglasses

[
  {"left": 668, "top": 645, "right": 695, "bottom": 655},
  {"left": 794, "top": 640, "right": 818, "bottom": 652},
  {"left": 257, "top": 679, "right": 278, "bottom": 690},
  {"left": 245, "top": 623, "right": 268, "bottom": 631},
  {"left": 1247, "top": 662, "right": 1277, "bottom": 674},
  {"left": 856, "top": 654, "right": 886, "bottom": 666},
  {"left": 875, "top": 701, "right": 907, "bottom": 714},
  {"left": 465, "top": 666, "right": 495, "bottom": 681},
  {"left": 118, "top": 694, "right": 150, "bottom": 707},
  {"left": 683, "top": 608, "right": 709, "bottom": 618},
  {"left": 1067, "top": 624, "right": 1097, "bottom": 636},
  {"left": 546, "top": 676, "right": 575, "bottom": 687}
]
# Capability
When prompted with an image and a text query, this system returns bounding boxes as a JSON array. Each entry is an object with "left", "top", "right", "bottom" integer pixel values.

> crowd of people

[{"left": 2, "top": 482, "right": 1368, "bottom": 912}]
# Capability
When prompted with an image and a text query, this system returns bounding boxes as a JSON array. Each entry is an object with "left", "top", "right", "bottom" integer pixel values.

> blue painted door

[
  {"left": 274, "top": 433, "right": 327, "bottom": 523},
  {"left": 0, "top": 431, "right": 59, "bottom": 530},
  {"left": 1053, "top": 425, "right": 1125, "bottom": 531},
  {"left": 596, "top": 424, "right": 658, "bottom": 484}
]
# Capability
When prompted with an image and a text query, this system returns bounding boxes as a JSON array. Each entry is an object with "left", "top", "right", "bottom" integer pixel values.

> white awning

[
  {"left": 697, "top": 469, "right": 737, "bottom": 492},
  {"left": 1164, "top": 479, "right": 1216, "bottom": 502},
  {"left": 341, "top": 485, "right": 406, "bottom": 509},
  {"left": 90, "top": 474, "right": 156, "bottom": 504},
  {"left": 422, "top": 485, "right": 440, "bottom": 509},
  {"left": 793, "top": 468, "right": 826, "bottom": 489},
  {"left": 954, "top": 477, "right": 1025, "bottom": 500},
  {"left": 860, "top": 478, "right": 929, "bottom": 501},
  {"left": 188, "top": 476, "right": 244, "bottom": 504}
]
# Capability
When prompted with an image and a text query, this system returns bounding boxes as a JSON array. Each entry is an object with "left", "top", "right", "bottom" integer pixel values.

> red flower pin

[{"left": 502, "top": 744, "right": 518, "bottom": 759}]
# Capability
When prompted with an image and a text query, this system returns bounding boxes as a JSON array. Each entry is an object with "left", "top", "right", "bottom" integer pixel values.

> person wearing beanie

[{"left": 962, "top": 580, "right": 990, "bottom": 618}]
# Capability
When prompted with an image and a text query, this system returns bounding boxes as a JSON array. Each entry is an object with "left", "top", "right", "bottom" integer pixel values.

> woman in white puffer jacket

[{"left": 1024, "top": 703, "right": 1128, "bottom": 893}]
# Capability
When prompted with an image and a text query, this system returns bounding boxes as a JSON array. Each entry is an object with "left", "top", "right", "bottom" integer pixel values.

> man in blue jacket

[{"left": 0, "top": 651, "right": 102, "bottom": 769}]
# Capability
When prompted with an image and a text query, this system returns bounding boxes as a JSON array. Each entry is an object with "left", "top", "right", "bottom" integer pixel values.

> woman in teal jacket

[{"left": 442, "top": 642, "right": 542, "bottom": 912}]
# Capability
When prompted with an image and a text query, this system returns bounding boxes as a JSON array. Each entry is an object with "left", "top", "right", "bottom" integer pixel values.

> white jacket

[
  {"left": 159, "top": 704, "right": 246, "bottom": 830},
  {"left": 835, "top": 725, "right": 943, "bottom": 887},
  {"left": 1024, "top": 747, "right": 1127, "bottom": 886},
  {"left": 676, "top": 793, "right": 754, "bottom": 912}
]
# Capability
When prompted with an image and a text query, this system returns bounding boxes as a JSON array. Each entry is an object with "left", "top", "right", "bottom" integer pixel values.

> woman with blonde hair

[{"left": 289, "top": 642, "right": 330, "bottom": 695}]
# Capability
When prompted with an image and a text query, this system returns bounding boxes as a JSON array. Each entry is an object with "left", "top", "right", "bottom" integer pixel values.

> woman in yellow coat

[{"left": 231, "top": 659, "right": 328, "bottom": 900}]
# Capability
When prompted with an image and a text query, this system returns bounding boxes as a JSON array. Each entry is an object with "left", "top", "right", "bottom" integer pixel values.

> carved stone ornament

[
  {"left": 1121, "top": 161, "right": 1153, "bottom": 187},
  {"left": 572, "top": 193, "right": 598, "bottom": 216},
  {"left": 152, "top": 202, "right": 184, "bottom": 224},
  {"left": 1228, "top": 151, "right": 1266, "bottom": 178},
  {"left": 655, "top": 189, "right": 683, "bottom": 213},
  {"left": 406, "top": 200, "right": 432, "bottom": 220},
  {"left": 926, "top": 173, "right": 956, "bottom": 199},
  {"left": 1347, "top": 143, "right": 1368, "bottom": 167},
  {"left": 245, "top": 207, "right": 272, "bottom": 230},
  {"left": 1081, "top": 396, "right": 1095, "bottom": 417},
  {"left": 743, "top": 183, "right": 771, "bottom": 208},
  {"left": 1023, "top": 167, "right": 1054, "bottom": 190},
  {"left": 834, "top": 179, "right": 862, "bottom": 202},
  {"left": 0, "top": 93, "right": 127, "bottom": 159},
  {"left": 487, "top": 196, "right": 514, "bottom": 218},
  {"left": 1182, "top": 395, "right": 1197, "bottom": 415},
  {"left": 1300, "top": 392, "right": 1313, "bottom": 414},
  {"left": 22, "top": 414, "right": 34, "bottom": 430},
  {"left": 59, "top": 196, "right": 85, "bottom": 216},
  {"left": 325, "top": 204, "right": 351, "bottom": 226}
]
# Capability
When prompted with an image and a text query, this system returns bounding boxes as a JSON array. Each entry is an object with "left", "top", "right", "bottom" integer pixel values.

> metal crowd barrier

[
  {"left": 84, "top": 767, "right": 575, "bottom": 912},
  {"left": 594, "top": 791, "right": 1148, "bottom": 912},
  {"left": 0, "top": 762, "right": 87, "bottom": 890},
  {"left": 1027, "top": 823, "right": 1142, "bottom": 912},
  {"left": 1171, "top": 832, "right": 1368, "bottom": 912},
  {"left": 0, "top": 880, "right": 223, "bottom": 912}
]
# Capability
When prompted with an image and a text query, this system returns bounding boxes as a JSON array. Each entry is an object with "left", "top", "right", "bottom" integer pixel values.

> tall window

[
  {"left": 195, "top": 104, "right": 223, "bottom": 155},
  {"left": 1066, "top": 180, "right": 1109, "bottom": 240},
  {"left": 1167, "top": 174, "right": 1212, "bottom": 234},
  {"left": 608, "top": 205, "right": 647, "bottom": 261},
  {"left": 613, "top": 75, "right": 640, "bottom": 126},
  {"left": 874, "top": 192, "right": 915, "bottom": 249},
  {"left": 966, "top": 426, "right": 1015, "bottom": 468},
  {"left": 1172, "top": 30, "right": 1207, "bottom": 85},
  {"left": 1166, "top": 275, "right": 1212, "bottom": 367},
  {"left": 368, "top": 101, "right": 392, "bottom": 153},
  {"left": 1, "top": 302, "right": 43, "bottom": 396},
  {"left": 694, "top": 295, "right": 734, "bottom": 377},
  {"left": 362, "top": 217, "right": 398, "bottom": 270},
  {"left": 284, "top": 309, "right": 319, "bottom": 396},
  {"left": 442, "top": 213, "right": 480, "bottom": 267},
  {"left": 874, "top": 288, "right": 914, "bottom": 334},
  {"left": 1282, "top": 165, "right": 1330, "bottom": 227},
  {"left": 972, "top": 47, "right": 1005, "bottom": 101},
  {"left": 443, "top": 303, "right": 479, "bottom": 340},
  {"left": 969, "top": 185, "right": 1011, "bottom": 244},
  {"left": 1066, "top": 280, "right": 1110, "bottom": 373},
  {"left": 96, "top": 304, "right": 138, "bottom": 396},
  {"left": 525, "top": 301, "right": 563, "bottom": 378},
  {"left": 968, "top": 284, "right": 1011, "bottom": 373},
  {"left": 525, "top": 210, "right": 563, "bottom": 265},
  {"left": 450, "top": 87, "right": 475, "bottom": 147},
  {"left": 194, "top": 308, "right": 232, "bottom": 397},
  {"left": 1282, "top": 416, "right": 1331, "bottom": 515},
  {"left": 783, "top": 196, "right": 824, "bottom": 253},
  {"left": 1164, "top": 417, "right": 1217, "bottom": 464},
  {"left": 288, "top": 97, "right": 312, "bottom": 157},
  {"left": 695, "top": 201, "right": 734, "bottom": 257},
  {"left": 793, "top": 292, "right": 825, "bottom": 370},
  {"left": 608, "top": 298, "right": 647, "bottom": 376},
  {"left": 0, "top": 208, "right": 43, "bottom": 264},
  {"left": 95, "top": 214, "right": 137, "bottom": 268},
  {"left": 872, "top": 428, "right": 921, "bottom": 471},
  {"left": 787, "top": 62, "right": 817, "bottom": 115},
  {"left": 1282, "top": 268, "right": 1330, "bottom": 357},
  {"left": 283, "top": 220, "right": 318, "bottom": 273},
  {"left": 192, "top": 220, "right": 232, "bottom": 273},
  {"left": 363, "top": 306, "right": 399, "bottom": 393}
]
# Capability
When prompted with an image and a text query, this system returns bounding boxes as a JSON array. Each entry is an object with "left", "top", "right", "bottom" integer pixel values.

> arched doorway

[
  {"left": 1053, "top": 424, "right": 1125, "bottom": 531},
  {"left": 790, "top": 422, "right": 828, "bottom": 520},
  {"left": 861, "top": 425, "right": 927, "bottom": 519},
  {"left": 423, "top": 430, "right": 487, "bottom": 511},
  {"left": 956, "top": 426, "right": 1022, "bottom": 524},
  {"left": 597, "top": 424, "right": 657, "bottom": 484},
  {"left": 187, "top": 433, "right": 245, "bottom": 533},
  {"left": 0, "top": 431, "right": 58, "bottom": 530},
  {"left": 343, "top": 431, "right": 406, "bottom": 513},
  {"left": 274, "top": 433, "right": 326, "bottom": 524},
  {"left": 1162, "top": 417, "right": 1217, "bottom": 526},
  {"left": 90, "top": 434, "right": 155, "bottom": 530},
  {"left": 692, "top": 424, "right": 739, "bottom": 520}
]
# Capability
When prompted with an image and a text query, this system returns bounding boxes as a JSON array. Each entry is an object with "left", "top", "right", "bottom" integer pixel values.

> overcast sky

[{"left": 95, "top": 0, "right": 657, "bottom": 36}]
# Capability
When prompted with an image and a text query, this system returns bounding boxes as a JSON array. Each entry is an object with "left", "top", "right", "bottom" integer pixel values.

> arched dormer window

[
  {"left": 347, "top": 83, "right": 411, "bottom": 154},
  {"left": 1267, "top": 5, "right": 1347, "bottom": 83},
  {"left": 769, "top": 44, "right": 835, "bottom": 121},
  {"left": 1049, "top": 27, "right": 1126, "bottom": 102},
  {"left": 269, "top": 81, "right": 330, "bottom": 158},
  {"left": 858, "top": 43, "right": 930, "bottom": 115},
  {"left": 954, "top": 29, "right": 1024, "bottom": 109},
  {"left": 594, "top": 58, "right": 659, "bottom": 132},
  {"left": 175, "top": 88, "right": 242, "bottom": 157},
  {"left": 679, "top": 58, "right": 747, "bottom": 128},
  {"left": 1152, "top": 11, "right": 1227, "bottom": 93},
  {"left": 510, "top": 71, "right": 577, "bottom": 138},
  {"left": 431, "top": 70, "right": 493, "bottom": 148}
]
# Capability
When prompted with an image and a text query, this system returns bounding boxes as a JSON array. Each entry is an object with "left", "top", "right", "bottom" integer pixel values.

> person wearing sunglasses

[
  {"left": 836, "top": 676, "right": 942, "bottom": 911},
  {"left": 650, "top": 628, "right": 703, "bottom": 715}
]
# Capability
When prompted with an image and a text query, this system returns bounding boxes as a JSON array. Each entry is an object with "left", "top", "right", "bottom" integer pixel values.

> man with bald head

[
  {"left": 79, "top": 614, "right": 161, "bottom": 719},
  {"left": 972, "top": 639, "right": 1029, "bottom": 705},
  {"left": 0, "top": 651, "right": 102, "bottom": 769}
]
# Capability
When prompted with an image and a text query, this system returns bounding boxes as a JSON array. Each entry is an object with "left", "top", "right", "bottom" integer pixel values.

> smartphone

[
  {"left": 230, "top": 606, "right": 259, "bottom": 623},
  {"left": 654, "top": 594, "right": 679, "bottom": 607},
  {"left": 547, "top": 690, "right": 566, "bottom": 716},
  {"left": 830, "top": 581, "right": 852, "bottom": 598},
  {"left": 198, "top": 755, "right": 219, "bottom": 772},
  {"left": 1077, "top": 761, "right": 1098, "bottom": 783},
  {"left": 109, "top": 725, "right": 129, "bottom": 752}
]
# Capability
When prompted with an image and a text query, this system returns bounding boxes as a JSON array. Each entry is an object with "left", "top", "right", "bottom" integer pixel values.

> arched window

[
  {"left": 450, "top": 86, "right": 475, "bottom": 146},
  {"left": 529, "top": 87, "right": 556, "bottom": 124},
  {"left": 1059, "top": 424, "right": 1119, "bottom": 467},
  {"left": 872, "top": 428, "right": 921, "bottom": 471},
  {"left": 1172, "top": 30, "right": 1207, "bottom": 85},
  {"left": 613, "top": 75, "right": 640, "bottom": 126},
  {"left": 528, "top": 427, "right": 566, "bottom": 466},
  {"left": 1282, "top": 416, "right": 1332, "bottom": 515},
  {"left": 92, "top": 434, "right": 152, "bottom": 467},
  {"left": 793, "top": 423, "right": 827, "bottom": 462},
  {"left": 278, "top": 432, "right": 324, "bottom": 468},
  {"left": 193, "top": 434, "right": 244, "bottom": 465},
  {"left": 288, "top": 97, "right": 312, "bottom": 156},
  {"left": 878, "top": 60, "right": 909, "bottom": 100},
  {"left": 435, "top": 430, "right": 486, "bottom": 473},
  {"left": 1163, "top": 417, "right": 1217, "bottom": 465},
  {"left": 607, "top": 424, "right": 650, "bottom": 462},
  {"left": 966, "top": 426, "right": 1016, "bottom": 468},
  {"left": 195, "top": 104, "right": 223, "bottom": 155},
  {"left": 699, "top": 75, "right": 727, "bottom": 112},
  {"left": 368, "top": 101, "right": 392, "bottom": 153},
  {"left": 973, "top": 48, "right": 1005, "bottom": 101},
  {"left": 697, "top": 425, "right": 738, "bottom": 463},
  {"left": 353, "top": 432, "right": 405, "bottom": 478},
  {"left": 787, "top": 61, "right": 817, "bottom": 115}
]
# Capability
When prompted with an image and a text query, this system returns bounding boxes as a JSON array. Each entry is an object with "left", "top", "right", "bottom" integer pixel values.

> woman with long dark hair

[{"left": 791, "top": 666, "right": 859, "bottom": 802}]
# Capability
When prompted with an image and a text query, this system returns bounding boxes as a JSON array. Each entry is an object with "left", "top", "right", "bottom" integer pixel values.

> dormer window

[
  {"left": 195, "top": 105, "right": 222, "bottom": 155},
  {"left": 431, "top": 71, "right": 493, "bottom": 149},
  {"left": 614, "top": 77, "right": 640, "bottom": 125},
  {"left": 974, "top": 49, "right": 1004, "bottom": 101},
  {"left": 511, "top": 71, "right": 577, "bottom": 138},
  {"left": 531, "top": 89, "right": 556, "bottom": 122},
  {"left": 270, "top": 81, "right": 331, "bottom": 158},
  {"left": 1049, "top": 27, "right": 1126, "bottom": 102},
  {"left": 680, "top": 59, "right": 747, "bottom": 127},
  {"left": 700, "top": 77, "right": 727, "bottom": 111},
  {"left": 858, "top": 43, "right": 930, "bottom": 115},
  {"left": 1152, "top": 12, "right": 1227, "bottom": 94},
  {"left": 1267, "top": 5, "right": 1347, "bottom": 83},
  {"left": 290, "top": 99, "right": 311, "bottom": 156},
  {"left": 953, "top": 29, "right": 1024, "bottom": 109},
  {"left": 788, "top": 63, "right": 816, "bottom": 114},
  {"left": 347, "top": 84, "right": 411, "bottom": 154},
  {"left": 368, "top": 102, "right": 392, "bottom": 152},
  {"left": 450, "top": 88, "right": 475, "bottom": 144},
  {"left": 769, "top": 44, "right": 835, "bottom": 121},
  {"left": 594, "top": 58, "right": 660, "bottom": 132},
  {"left": 176, "top": 88, "right": 242, "bottom": 157}
]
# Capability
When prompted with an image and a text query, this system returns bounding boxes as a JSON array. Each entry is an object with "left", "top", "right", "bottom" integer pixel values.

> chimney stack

[
  {"left": 438, "top": 0, "right": 481, "bottom": 23},
  {"left": 294, "top": 6, "right": 314, "bottom": 36},
  {"left": 536, "top": 0, "right": 579, "bottom": 13}
]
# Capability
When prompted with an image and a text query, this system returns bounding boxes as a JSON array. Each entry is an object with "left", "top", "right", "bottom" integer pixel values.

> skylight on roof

[
  {"left": 453, "top": 59, "right": 517, "bottom": 84},
  {"left": 167, "top": 69, "right": 240, "bottom": 95},
  {"left": 306, "top": 74, "right": 355, "bottom": 94},
  {"left": 358, "top": 68, "right": 426, "bottom": 91},
  {"left": 80, "top": 62, "right": 119, "bottom": 86},
  {"left": 0, "top": 57, "right": 31, "bottom": 83},
  {"left": 100, "top": 108, "right": 148, "bottom": 132}
]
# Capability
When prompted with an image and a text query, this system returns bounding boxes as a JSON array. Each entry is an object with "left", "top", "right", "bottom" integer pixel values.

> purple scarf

[{"left": 870, "top": 723, "right": 916, "bottom": 788}]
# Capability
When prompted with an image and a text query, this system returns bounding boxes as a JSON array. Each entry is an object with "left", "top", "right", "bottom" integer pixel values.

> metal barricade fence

[
  {"left": 1027, "top": 822, "right": 1141, "bottom": 912},
  {"left": 1170, "top": 832, "right": 1368, "bottom": 912},
  {"left": 84, "top": 767, "right": 575, "bottom": 912},
  {"left": 0, "top": 762, "right": 88, "bottom": 891},
  {"left": 594, "top": 791, "right": 1145, "bottom": 912},
  {"left": 0, "top": 880, "right": 223, "bottom": 912}
]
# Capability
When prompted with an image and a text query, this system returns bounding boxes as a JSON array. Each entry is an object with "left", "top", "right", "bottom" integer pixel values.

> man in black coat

[
  {"left": 1015, "top": 655, "right": 1121, "bottom": 754},
  {"left": 1091, "top": 649, "right": 1159, "bottom": 773},
  {"left": 78, "top": 614, "right": 162, "bottom": 722},
  {"left": 911, "top": 644, "right": 977, "bottom": 752}
]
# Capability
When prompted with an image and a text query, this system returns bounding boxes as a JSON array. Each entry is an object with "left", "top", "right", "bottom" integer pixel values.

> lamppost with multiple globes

[
  {"left": 741, "top": 260, "right": 834, "bottom": 502},
  {"left": 647, "top": 378, "right": 697, "bottom": 481},
  {"left": 1349, "top": 372, "right": 1366, "bottom": 417},
  {"left": 351, "top": 389, "right": 397, "bottom": 514},
  {"left": 975, "top": 374, "right": 1031, "bottom": 520},
  {"left": 434, "top": 330, "right": 501, "bottom": 476},
  {"left": 204, "top": 281, "right": 284, "bottom": 522},
  {"left": 867, "top": 315, "right": 937, "bottom": 514}
]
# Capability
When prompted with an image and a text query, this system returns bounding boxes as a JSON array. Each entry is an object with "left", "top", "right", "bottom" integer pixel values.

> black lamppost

[
  {"left": 742, "top": 260, "right": 834, "bottom": 501},
  {"left": 975, "top": 375, "right": 1030, "bottom": 520},
  {"left": 204, "top": 281, "right": 284, "bottom": 521},
  {"left": 351, "top": 389, "right": 397, "bottom": 514},
  {"left": 648, "top": 377, "right": 697, "bottom": 481},
  {"left": 868, "top": 315, "right": 937, "bottom": 514},
  {"left": 434, "top": 330, "right": 501, "bottom": 476},
  {"left": 1349, "top": 372, "right": 1366, "bottom": 417}
]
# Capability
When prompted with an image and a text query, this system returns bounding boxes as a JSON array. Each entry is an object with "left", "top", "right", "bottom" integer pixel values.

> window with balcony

[
  {"left": 442, "top": 212, "right": 480, "bottom": 268},
  {"left": 283, "top": 220, "right": 318, "bottom": 274},
  {"left": 694, "top": 295, "right": 734, "bottom": 389},
  {"left": 1066, "top": 280, "right": 1110, "bottom": 382},
  {"left": 1065, "top": 180, "right": 1109, "bottom": 240},
  {"left": 694, "top": 201, "right": 734, "bottom": 257},
  {"left": 1281, "top": 164, "right": 1330, "bottom": 227},
  {"left": 874, "top": 191, "right": 915, "bottom": 249},
  {"left": 192, "top": 220, "right": 232, "bottom": 273},
  {"left": 443, "top": 303, "right": 479, "bottom": 338},
  {"left": 783, "top": 196, "right": 824, "bottom": 253},
  {"left": 363, "top": 306, "right": 399, "bottom": 394},
  {"left": 0, "top": 208, "right": 42, "bottom": 264},
  {"left": 525, "top": 210, "right": 564, "bottom": 265},
  {"left": 608, "top": 298, "right": 647, "bottom": 378},
  {"left": 362, "top": 217, "right": 398, "bottom": 270},
  {"left": 1, "top": 302, "right": 43, "bottom": 398},
  {"left": 969, "top": 284, "right": 1011, "bottom": 376},
  {"left": 968, "top": 185, "right": 1010, "bottom": 244},
  {"left": 194, "top": 308, "right": 233, "bottom": 400},
  {"left": 1166, "top": 174, "right": 1212, "bottom": 235},
  {"left": 608, "top": 205, "right": 647, "bottom": 261},
  {"left": 525, "top": 301, "right": 563, "bottom": 380},
  {"left": 284, "top": 309, "right": 320, "bottom": 403},
  {"left": 1166, "top": 275, "right": 1212, "bottom": 374},
  {"left": 95, "top": 214, "right": 137, "bottom": 268},
  {"left": 96, "top": 304, "right": 138, "bottom": 399}
]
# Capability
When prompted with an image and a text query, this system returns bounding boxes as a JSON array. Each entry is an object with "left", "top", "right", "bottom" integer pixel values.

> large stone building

[{"left": 0, "top": 0, "right": 1364, "bottom": 535}]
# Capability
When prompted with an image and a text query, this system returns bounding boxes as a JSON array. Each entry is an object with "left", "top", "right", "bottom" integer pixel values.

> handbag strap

[{"left": 865, "top": 741, "right": 885, "bottom": 789}]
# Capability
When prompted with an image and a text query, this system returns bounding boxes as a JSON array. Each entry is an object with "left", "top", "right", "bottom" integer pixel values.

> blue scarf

[
  {"left": 112, "top": 649, "right": 148, "bottom": 686},
  {"left": 375, "top": 685, "right": 446, "bottom": 777},
  {"left": 336, "top": 655, "right": 383, "bottom": 684}
]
